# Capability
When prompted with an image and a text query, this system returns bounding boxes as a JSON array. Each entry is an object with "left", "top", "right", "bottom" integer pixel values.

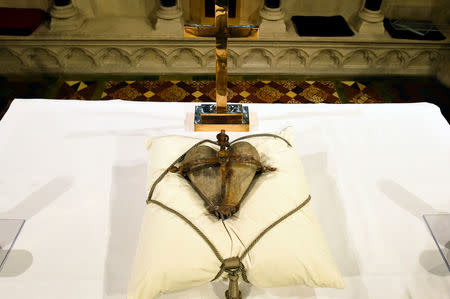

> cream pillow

[{"left": 128, "top": 128, "right": 344, "bottom": 299}]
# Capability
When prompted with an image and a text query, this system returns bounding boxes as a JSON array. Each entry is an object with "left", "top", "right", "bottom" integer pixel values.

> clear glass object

[
  {"left": 194, "top": 104, "right": 250, "bottom": 124},
  {"left": 0, "top": 219, "right": 25, "bottom": 271},
  {"left": 389, "top": 20, "right": 440, "bottom": 36},
  {"left": 423, "top": 214, "right": 450, "bottom": 271}
]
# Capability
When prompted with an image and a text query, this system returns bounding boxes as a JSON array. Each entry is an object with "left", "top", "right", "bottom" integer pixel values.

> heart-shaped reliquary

[{"left": 177, "top": 131, "right": 274, "bottom": 219}]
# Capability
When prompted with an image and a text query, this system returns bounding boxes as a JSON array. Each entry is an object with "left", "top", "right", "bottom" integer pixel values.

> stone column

[
  {"left": 259, "top": 0, "right": 286, "bottom": 37},
  {"left": 353, "top": 0, "right": 385, "bottom": 35},
  {"left": 50, "top": 0, "right": 84, "bottom": 32},
  {"left": 154, "top": 0, "right": 184, "bottom": 36}
]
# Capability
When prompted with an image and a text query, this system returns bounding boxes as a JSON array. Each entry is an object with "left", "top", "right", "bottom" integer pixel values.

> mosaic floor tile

[
  {"left": 340, "top": 81, "right": 382, "bottom": 103},
  {"left": 100, "top": 80, "right": 340, "bottom": 104},
  {"left": 57, "top": 81, "right": 98, "bottom": 100},
  {"left": 294, "top": 81, "right": 340, "bottom": 104}
]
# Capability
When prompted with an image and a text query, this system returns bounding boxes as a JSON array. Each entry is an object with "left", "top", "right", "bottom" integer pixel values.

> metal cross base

[{"left": 194, "top": 104, "right": 249, "bottom": 132}]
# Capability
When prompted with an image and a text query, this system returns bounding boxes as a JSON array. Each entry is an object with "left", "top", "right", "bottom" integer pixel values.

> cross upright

[{"left": 185, "top": 0, "right": 258, "bottom": 131}]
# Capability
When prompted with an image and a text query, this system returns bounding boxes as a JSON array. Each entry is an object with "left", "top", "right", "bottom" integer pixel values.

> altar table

[{"left": 0, "top": 99, "right": 449, "bottom": 299}]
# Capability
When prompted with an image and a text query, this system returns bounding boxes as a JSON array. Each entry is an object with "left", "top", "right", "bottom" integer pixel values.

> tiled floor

[
  {"left": 1, "top": 75, "right": 449, "bottom": 122},
  {"left": 340, "top": 81, "right": 383, "bottom": 104},
  {"left": 100, "top": 80, "right": 341, "bottom": 104}
]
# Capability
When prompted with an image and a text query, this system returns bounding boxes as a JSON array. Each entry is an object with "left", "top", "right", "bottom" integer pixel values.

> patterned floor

[
  {"left": 1, "top": 76, "right": 449, "bottom": 122},
  {"left": 99, "top": 80, "right": 341, "bottom": 104}
]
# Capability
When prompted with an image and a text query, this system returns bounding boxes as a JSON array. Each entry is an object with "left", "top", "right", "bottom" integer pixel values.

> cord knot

[{"left": 215, "top": 257, "right": 248, "bottom": 299}]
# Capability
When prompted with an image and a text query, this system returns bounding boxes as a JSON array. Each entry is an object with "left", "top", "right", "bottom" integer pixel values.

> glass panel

[
  {"left": 0, "top": 219, "right": 26, "bottom": 271},
  {"left": 423, "top": 214, "right": 450, "bottom": 271},
  {"left": 194, "top": 104, "right": 249, "bottom": 124}
]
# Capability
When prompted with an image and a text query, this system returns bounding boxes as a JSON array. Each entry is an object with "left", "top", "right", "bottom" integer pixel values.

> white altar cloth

[{"left": 0, "top": 99, "right": 449, "bottom": 299}]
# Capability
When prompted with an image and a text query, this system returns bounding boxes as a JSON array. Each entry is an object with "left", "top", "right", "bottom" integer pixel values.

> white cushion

[{"left": 127, "top": 128, "right": 344, "bottom": 299}]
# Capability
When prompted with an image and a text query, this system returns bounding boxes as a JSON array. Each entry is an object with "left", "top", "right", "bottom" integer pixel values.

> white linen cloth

[{"left": 0, "top": 99, "right": 449, "bottom": 299}]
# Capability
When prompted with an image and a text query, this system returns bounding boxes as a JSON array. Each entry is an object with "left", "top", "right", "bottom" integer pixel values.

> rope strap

[
  {"left": 229, "top": 133, "right": 292, "bottom": 147},
  {"left": 146, "top": 133, "right": 301, "bottom": 299},
  {"left": 239, "top": 194, "right": 311, "bottom": 261},
  {"left": 221, "top": 257, "right": 247, "bottom": 299},
  {"left": 211, "top": 194, "right": 311, "bottom": 282},
  {"left": 149, "top": 199, "right": 224, "bottom": 263},
  {"left": 214, "top": 257, "right": 249, "bottom": 283},
  {"left": 147, "top": 195, "right": 311, "bottom": 282}
]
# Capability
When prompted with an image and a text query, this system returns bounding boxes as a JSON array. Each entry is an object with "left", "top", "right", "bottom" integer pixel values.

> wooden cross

[{"left": 185, "top": 0, "right": 258, "bottom": 131}]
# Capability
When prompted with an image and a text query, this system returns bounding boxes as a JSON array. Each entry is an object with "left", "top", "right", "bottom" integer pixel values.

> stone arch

[
  {"left": 275, "top": 48, "right": 308, "bottom": 69},
  {"left": 309, "top": 49, "right": 342, "bottom": 68},
  {"left": 133, "top": 48, "right": 167, "bottom": 68},
  {"left": 61, "top": 48, "right": 96, "bottom": 68},
  {"left": 408, "top": 51, "right": 441, "bottom": 69},
  {"left": 240, "top": 48, "right": 273, "bottom": 68},
  {"left": 376, "top": 50, "right": 409, "bottom": 68},
  {"left": 97, "top": 48, "right": 132, "bottom": 66},
  {"left": 0, "top": 48, "right": 25, "bottom": 72},
  {"left": 343, "top": 49, "right": 377, "bottom": 68},
  {"left": 168, "top": 48, "right": 203, "bottom": 68},
  {"left": 22, "top": 48, "right": 61, "bottom": 69}
]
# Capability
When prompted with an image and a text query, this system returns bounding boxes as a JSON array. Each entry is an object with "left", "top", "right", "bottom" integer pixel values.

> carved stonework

[
  {"left": 310, "top": 50, "right": 342, "bottom": 68},
  {"left": 0, "top": 42, "right": 447, "bottom": 78},
  {"left": 0, "top": 0, "right": 446, "bottom": 87},
  {"left": 376, "top": 50, "right": 409, "bottom": 68},
  {"left": 154, "top": 0, "right": 184, "bottom": 37},
  {"left": 50, "top": 1, "right": 84, "bottom": 32},
  {"left": 23, "top": 48, "right": 61, "bottom": 70},
  {"left": 353, "top": 0, "right": 385, "bottom": 35},
  {"left": 241, "top": 49, "right": 272, "bottom": 68},
  {"left": 62, "top": 48, "right": 96, "bottom": 68},
  {"left": 0, "top": 49, "right": 24, "bottom": 72},
  {"left": 135, "top": 49, "right": 167, "bottom": 68},
  {"left": 169, "top": 48, "right": 203, "bottom": 67},
  {"left": 343, "top": 50, "right": 376, "bottom": 68},
  {"left": 275, "top": 49, "right": 308, "bottom": 69},
  {"left": 408, "top": 51, "right": 441, "bottom": 69},
  {"left": 259, "top": 2, "right": 286, "bottom": 37},
  {"left": 99, "top": 48, "right": 132, "bottom": 66}
]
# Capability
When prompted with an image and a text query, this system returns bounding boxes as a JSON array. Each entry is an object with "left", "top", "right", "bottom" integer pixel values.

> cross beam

[{"left": 185, "top": 0, "right": 258, "bottom": 131}]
